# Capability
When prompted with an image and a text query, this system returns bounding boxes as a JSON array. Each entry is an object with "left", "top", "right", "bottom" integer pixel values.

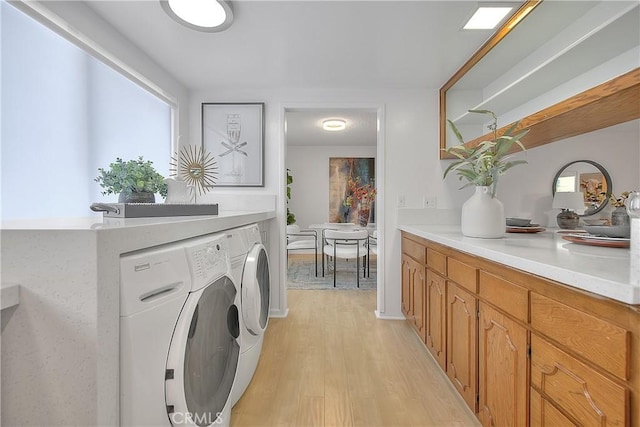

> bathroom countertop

[{"left": 399, "top": 225, "right": 638, "bottom": 305}]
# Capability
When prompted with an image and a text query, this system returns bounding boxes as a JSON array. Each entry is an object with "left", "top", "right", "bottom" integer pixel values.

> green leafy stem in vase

[{"left": 442, "top": 110, "right": 529, "bottom": 198}]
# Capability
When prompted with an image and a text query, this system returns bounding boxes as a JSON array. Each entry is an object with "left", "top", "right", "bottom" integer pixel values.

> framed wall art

[
  {"left": 329, "top": 157, "right": 376, "bottom": 224},
  {"left": 202, "top": 102, "right": 264, "bottom": 187}
]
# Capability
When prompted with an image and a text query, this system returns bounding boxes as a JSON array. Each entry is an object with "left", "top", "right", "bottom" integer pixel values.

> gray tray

[{"left": 90, "top": 203, "right": 218, "bottom": 218}]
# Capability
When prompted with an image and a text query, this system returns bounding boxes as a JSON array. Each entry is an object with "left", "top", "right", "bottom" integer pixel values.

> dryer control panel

[{"left": 184, "top": 233, "right": 231, "bottom": 291}]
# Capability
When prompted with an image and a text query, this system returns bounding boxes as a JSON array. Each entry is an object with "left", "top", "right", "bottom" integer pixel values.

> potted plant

[
  {"left": 442, "top": 110, "right": 529, "bottom": 238},
  {"left": 95, "top": 157, "right": 167, "bottom": 203},
  {"left": 605, "top": 191, "right": 631, "bottom": 226}
]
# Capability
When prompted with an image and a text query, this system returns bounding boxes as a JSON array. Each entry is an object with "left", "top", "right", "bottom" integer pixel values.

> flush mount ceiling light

[
  {"left": 463, "top": 5, "right": 513, "bottom": 30},
  {"left": 160, "top": 0, "right": 233, "bottom": 32},
  {"left": 322, "top": 119, "right": 347, "bottom": 131}
]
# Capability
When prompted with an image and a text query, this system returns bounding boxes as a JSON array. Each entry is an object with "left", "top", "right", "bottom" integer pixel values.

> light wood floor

[{"left": 231, "top": 290, "right": 480, "bottom": 427}]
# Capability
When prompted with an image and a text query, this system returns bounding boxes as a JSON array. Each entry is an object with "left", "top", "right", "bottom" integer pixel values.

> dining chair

[
  {"left": 367, "top": 229, "right": 378, "bottom": 278},
  {"left": 322, "top": 229, "right": 369, "bottom": 287},
  {"left": 286, "top": 224, "right": 318, "bottom": 276}
]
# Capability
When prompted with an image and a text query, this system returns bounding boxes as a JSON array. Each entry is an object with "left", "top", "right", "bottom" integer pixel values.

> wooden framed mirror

[{"left": 440, "top": 0, "right": 640, "bottom": 159}]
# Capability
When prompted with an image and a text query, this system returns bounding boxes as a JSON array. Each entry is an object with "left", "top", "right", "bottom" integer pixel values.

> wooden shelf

[{"left": 441, "top": 68, "right": 640, "bottom": 159}]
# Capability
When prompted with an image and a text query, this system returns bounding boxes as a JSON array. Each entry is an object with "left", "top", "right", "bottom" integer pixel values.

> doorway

[{"left": 281, "top": 105, "right": 385, "bottom": 314}]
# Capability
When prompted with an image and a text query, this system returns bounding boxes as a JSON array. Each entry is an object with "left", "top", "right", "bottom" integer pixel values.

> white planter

[{"left": 461, "top": 186, "right": 505, "bottom": 238}]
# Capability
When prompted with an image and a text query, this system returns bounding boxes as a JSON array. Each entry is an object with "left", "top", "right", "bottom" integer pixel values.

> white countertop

[
  {"left": 399, "top": 225, "right": 639, "bottom": 305},
  {"left": 1, "top": 210, "right": 272, "bottom": 231}
]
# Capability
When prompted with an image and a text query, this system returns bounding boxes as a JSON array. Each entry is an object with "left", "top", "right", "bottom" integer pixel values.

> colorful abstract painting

[{"left": 329, "top": 158, "right": 375, "bottom": 224}]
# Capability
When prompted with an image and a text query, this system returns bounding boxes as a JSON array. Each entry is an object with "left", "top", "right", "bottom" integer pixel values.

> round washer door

[
  {"left": 165, "top": 275, "right": 240, "bottom": 426},
  {"left": 241, "top": 243, "right": 270, "bottom": 335}
]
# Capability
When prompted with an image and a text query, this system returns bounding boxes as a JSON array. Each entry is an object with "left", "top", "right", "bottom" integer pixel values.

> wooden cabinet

[
  {"left": 413, "top": 262, "right": 426, "bottom": 340},
  {"left": 531, "top": 388, "right": 577, "bottom": 426},
  {"left": 530, "top": 334, "right": 627, "bottom": 426},
  {"left": 478, "top": 302, "right": 528, "bottom": 427},
  {"left": 401, "top": 253, "right": 425, "bottom": 340},
  {"left": 401, "top": 254, "right": 413, "bottom": 318},
  {"left": 446, "top": 282, "right": 477, "bottom": 411},
  {"left": 400, "top": 231, "right": 638, "bottom": 427},
  {"left": 425, "top": 269, "right": 446, "bottom": 369}
]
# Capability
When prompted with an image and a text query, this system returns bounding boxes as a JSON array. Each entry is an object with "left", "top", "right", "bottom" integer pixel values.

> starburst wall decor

[{"left": 169, "top": 145, "right": 218, "bottom": 194}]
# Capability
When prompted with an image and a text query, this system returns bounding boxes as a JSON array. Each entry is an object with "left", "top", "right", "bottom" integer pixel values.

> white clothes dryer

[
  {"left": 120, "top": 232, "right": 240, "bottom": 427},
  {"left": 226, "top": 224, "right": 270, "bottom": 405}
]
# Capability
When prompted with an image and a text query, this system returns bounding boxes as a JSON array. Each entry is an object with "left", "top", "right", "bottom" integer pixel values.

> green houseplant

[
  {"left": 443, "top": 109, "right": 529, "bottom": 197},
  {"left": 442, "top": 110, "right": 529, "bottom": 238},
  {"left": 286, "top": 168, "right": 296, "bottom": 225},
  {"left": 95, "top": 157, "right": 167, "bottom": 203}
]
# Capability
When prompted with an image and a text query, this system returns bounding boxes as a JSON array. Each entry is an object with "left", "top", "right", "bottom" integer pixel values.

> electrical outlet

[
  {"left": 423, "top": 196, "right": 437, "bottom": 209},
  {"left": 398, "top": 195, "right": 406, "bottom": 208}
]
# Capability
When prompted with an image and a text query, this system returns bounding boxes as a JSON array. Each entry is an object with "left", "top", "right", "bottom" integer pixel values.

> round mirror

[{"left": 552, "top": 160, "right": 612, "bottom": 216}]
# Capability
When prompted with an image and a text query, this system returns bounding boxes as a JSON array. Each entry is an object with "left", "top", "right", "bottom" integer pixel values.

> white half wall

[{"left": 287, "top": 145, "right": 377, "bottom": 228}]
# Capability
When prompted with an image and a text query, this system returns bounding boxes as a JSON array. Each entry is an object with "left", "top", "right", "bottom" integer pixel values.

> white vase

[{"left": 461, "top": 186, "right": 505, "bottom": 238}]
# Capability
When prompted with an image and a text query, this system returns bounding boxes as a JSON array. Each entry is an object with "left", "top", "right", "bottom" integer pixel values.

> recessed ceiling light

[
  {"left": 160, "top": 0, "right": 233, "bottom": 32},
  {"left": 463, "top": 6, "right": 513, "bottom": 30},
  {"left": 322, "top": 119, "right": 347, "bottom": 131}
]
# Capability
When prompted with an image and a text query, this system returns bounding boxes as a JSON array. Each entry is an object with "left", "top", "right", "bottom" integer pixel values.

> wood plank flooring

[{"left": 231, "top": 290, "right": 480, "bottom": 427}]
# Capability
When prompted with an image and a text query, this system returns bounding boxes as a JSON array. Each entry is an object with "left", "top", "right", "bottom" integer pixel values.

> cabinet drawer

[
  {"left": 447, "top": 257, "right": 477, "bottom": 293},
  {"left": 531, "top": 334, "right": 627, "bottom": 427},
  {"left": 531, "top": 293, "right": 629, "bottom": 380},
  {"left": 426, "top": 248, "right": 446, "bottom": 276},
  {"left": 402, "top": 237, "right": 425, "bottom": 264},
  {"left": 478, "top": 271, "right": 528, "bottom": 323}
]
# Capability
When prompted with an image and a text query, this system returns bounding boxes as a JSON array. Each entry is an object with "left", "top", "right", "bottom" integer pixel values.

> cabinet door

[
  {"left": 401, "top": 255, "right": 413, "bottom": 318},
  {"left": 425, "top": 269, "right": 446, "bottom": 369},
  {"left": 412, "top": 263, "right": 426, "bottom": 341},
  {"left": 531, "top": 388, "right": 577, "bottom": 427},
  {"left": 530, "top": 334, "right": 627, "bottom": 427},
  {"left": 447, "top": 282, "right": 478, "bottom": 412},
  {"left": 478, "top": 303, "right": 528, "bottom": 427}
]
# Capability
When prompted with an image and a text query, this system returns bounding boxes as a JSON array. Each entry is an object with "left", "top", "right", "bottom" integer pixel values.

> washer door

[
  {"left": 241, "top": 243, "right": 270, "bottom": 335},
  {"left": 165, "top": 275, "right": 240, "bottom": 426}
]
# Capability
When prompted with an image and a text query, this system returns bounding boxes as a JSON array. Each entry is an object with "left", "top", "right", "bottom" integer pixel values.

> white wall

[
  {"left": 190, "top": 86, "right": 639, "bottom": 320},
  {"left": 189, "top": 87, "right": 436, "bottom": 319},
  {"left": 287, "top": 145, "right": 377, "bottom": 228}
]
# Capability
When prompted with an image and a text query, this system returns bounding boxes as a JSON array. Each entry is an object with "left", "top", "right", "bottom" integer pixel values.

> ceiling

[
  {"left": 286, "top": 109, "right": 377, "bottom": 146},
  {"left": 84, "top": 0, "right": 520, "bottom": 146}
]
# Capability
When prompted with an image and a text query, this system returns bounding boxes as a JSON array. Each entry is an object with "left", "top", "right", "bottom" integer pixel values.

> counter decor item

[
  {"left": 164, "top": 178, "right": 195, "bottom": 204},
  {"left": 552, "top": 191, "right": 584, "bottom": 229},
  {"left": 442, "top": 110, "right": 528, "bottom": 238},
  {"left": 95, "top": 157, "right": 167, "bottom": 203},
  {"left": 169, "top": 145, "right": 217, "bottom": 196},
  {"left": 343, "top": 176, "right": 377, "bottom": 227},
  {"left": 605, "top": 191, "right": 631, "bottom": 226}
]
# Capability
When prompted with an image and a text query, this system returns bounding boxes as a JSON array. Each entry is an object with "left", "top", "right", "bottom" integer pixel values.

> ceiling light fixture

[
  {"left": 322, "top": 119, "right": 347, "bottom": 131},
  {"left": 463, "top": 6, "right": 513, "bottom": 30},
  {"left": 160, "top": 0, "right": 233, "bottom": 32}
]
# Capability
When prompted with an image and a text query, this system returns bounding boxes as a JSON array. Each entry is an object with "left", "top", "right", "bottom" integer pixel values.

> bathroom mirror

[
  {"left": 552, "top": 160, "right": 612, "bottom": 216},
  {"left": 440, "top": 0, "right": 640, "bottom": 158}
]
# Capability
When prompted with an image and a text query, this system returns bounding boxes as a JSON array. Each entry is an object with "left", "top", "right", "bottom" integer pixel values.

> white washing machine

[
  {"left": 120, "top": 232, "right": 240, "bottom": 426},
  {"left": 226, "top": 224, "right": 270, "bottom": 405}
]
